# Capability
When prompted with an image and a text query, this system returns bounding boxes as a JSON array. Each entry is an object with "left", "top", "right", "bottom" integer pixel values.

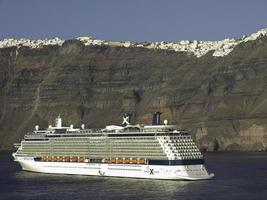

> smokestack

[{"left": 152, "top": 112, "right": 161, "bottom": 125}]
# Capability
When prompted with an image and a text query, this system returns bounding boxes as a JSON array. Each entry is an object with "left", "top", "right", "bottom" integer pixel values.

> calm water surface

[{"left": 0, "top": 152, "right": 266, "bottom": 200}]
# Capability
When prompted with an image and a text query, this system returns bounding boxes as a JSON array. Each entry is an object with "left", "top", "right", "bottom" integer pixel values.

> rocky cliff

[{"left": 1, "top": 29, "right": 267, "bottom": 151}]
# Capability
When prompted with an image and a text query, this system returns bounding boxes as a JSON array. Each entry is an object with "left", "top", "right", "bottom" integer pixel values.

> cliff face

[{"left": 1, "top": 36, "right": 267, "bottom": 151}]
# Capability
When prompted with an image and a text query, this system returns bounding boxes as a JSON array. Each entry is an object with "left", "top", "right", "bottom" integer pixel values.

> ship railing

[
  {"left": 14, "top": 143, "right": 21, "bottom": 148},
  {"left": 24, "top": 134, "right": 47, "bottom": 139}
]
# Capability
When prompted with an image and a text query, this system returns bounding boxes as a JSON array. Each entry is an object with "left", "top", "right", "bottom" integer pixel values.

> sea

[{"left": 0, "top": 151, "right": 266, "bottom": 200}]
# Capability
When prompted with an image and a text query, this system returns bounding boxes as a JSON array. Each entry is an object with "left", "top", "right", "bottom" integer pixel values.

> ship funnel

[
  {"left": 122, "top": 113, "right": 131, "bottom": 126},
  {"left": 152, "top": 112, "right": 161, "bottom": 125},
  {"left": 56, "top": 114, "right": 62, "bottom": 128}
]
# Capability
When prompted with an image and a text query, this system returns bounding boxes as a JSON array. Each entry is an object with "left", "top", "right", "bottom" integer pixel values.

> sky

[{"left": 0, "top": 0, "right": 267, "bottom": 42}]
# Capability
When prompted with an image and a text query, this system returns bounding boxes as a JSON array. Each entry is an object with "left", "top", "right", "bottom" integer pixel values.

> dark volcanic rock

[{"left": 1, "top": 37, "right": 267, "bottom": 151}]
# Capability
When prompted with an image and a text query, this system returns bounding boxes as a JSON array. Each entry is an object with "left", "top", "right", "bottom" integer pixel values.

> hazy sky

[{"left": 0, "top": 0, "right": 267, "bottom": 42}]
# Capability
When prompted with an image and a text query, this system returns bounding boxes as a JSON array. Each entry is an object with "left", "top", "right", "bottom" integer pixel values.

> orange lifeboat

[
  {"left": 58, "top": 156, "right": 63, "bottom": 162},
  {"left": 70, "top": 156, "right": 78, "bottom": 162},
  {"left": 47, "top": 156, "right": 52, "bottom": 162},
  {"left": 42, "top": 156, "right": 47, "bottom": 162},
  {"left": 123, "top": 158, "right": 130, "bottom": 164},
  {"left": 130, "top": 158, "right": 137, "bottom": 164},
  {"left": 116, "top": 158, "right": 123, "bottom": 164},
  {"left": 63, "top": 156, "right": 70, "bottom": 162},
  {"left": 138, "top": 158, "right": 145, "bottom": 164},
  {"left": 78, "top": 156, "right": 85, "bottom": 163},
  {"left": 52, "top": 156, "right": 58, "bottom": 162},
  {"left": 111, "top": 158, "right": 116, "bottom": 164}
]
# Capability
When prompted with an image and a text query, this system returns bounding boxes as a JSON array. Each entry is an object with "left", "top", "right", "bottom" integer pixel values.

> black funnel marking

[{"left": 152, "top": 112, "right": 161, "bottom": 125}]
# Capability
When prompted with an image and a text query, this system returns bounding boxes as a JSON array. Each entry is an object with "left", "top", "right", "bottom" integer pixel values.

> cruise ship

[{"left": 13, "top": 112, "right": 214, "bottom": 180}]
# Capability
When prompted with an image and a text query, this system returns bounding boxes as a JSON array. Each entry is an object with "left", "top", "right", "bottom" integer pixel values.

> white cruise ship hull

[{"left": 16, "top": 157, "right": 214, "bottom": 180}]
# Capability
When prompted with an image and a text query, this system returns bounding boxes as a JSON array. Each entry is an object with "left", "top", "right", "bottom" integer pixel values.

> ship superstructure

[{"left": 13, "top": 113, "right": 214, "bottom": 180}]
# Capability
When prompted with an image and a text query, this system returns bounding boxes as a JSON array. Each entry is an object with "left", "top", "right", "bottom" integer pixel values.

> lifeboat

[
  {"left": 137, "top": 158, "right": 145, "bottom": 164},
  {"left": 58, "top": 156, "right": 63, "bottom": 162},
  {"left": 70, "top": 156, "right": 78, "bottom": 162},
  {"left": 47, "top": 156, "right": 52, "bottom": 162},
  {"left": 78, "top": 156, "right": 85, "bottom": 163},
  {"left": 111, "top": 158, "right": 116, "bottom": 164},
  {"left": 52, "top": 156, "right": 58, "bottom": 162},
  {"left": 63, "top": 156, "right": 70, "bottom": 162},
  {"left": 42, "top": 156, "right": 47, "bottom": 162},
  {"left": 130, "top": 158, "right": 137, "bottom": 164},
  {"left": 116, "top": 158, "right": 123, "bottom": 164},
  {"left": 123, "top": 158, "right": 130, "bottom": 164}
]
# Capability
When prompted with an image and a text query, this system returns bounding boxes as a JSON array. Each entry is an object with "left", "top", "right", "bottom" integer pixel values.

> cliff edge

[{"left": 0, "top": 29, "right": 267, "bottom": 151}]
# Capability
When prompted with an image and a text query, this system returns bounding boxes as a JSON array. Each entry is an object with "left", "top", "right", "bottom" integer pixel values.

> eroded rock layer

[{"left": 1, "top": 36, "right": 267, "bottom": 151}]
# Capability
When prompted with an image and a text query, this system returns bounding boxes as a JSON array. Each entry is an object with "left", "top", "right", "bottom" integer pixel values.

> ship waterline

[{"left": 13, "top": 113, "right": 214, "bottom": 180}]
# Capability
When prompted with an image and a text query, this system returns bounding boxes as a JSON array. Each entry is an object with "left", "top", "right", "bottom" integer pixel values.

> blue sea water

[{"left": 0, "top": 152, "right": 266, "bottom": 200}]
